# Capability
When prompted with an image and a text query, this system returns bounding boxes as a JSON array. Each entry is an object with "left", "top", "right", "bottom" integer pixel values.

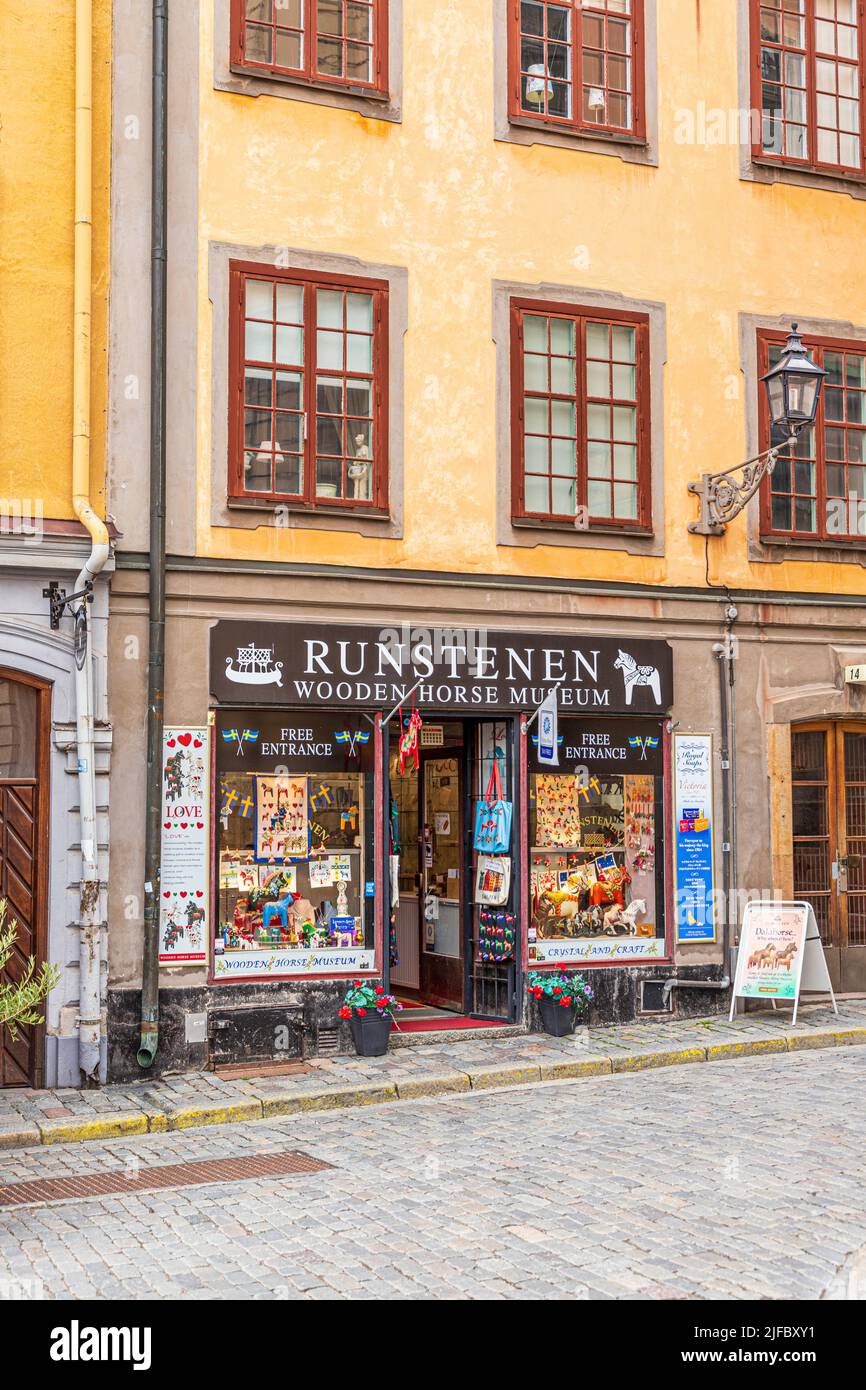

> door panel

[
  {"left": 0, "top": 672, "right": 48, "bottom": 1088},
  {"left": 792, "top": 723, "right": 866, "bottom": 994},
  {"left": 791, "top": 728, "right": 834, "bottom": 943},
  {"left": 419, "top": 754, "right": 464, "bottom": 1011}
]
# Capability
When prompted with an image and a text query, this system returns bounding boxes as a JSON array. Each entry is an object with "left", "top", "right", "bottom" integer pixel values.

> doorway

[
  {"left": 0, "top": 670, "right": 50, "bottom": 1087},
  {"left": 792, "top": 722, "right": 866, "bottom": 992},
  {"left": 389, "top": 718, "right": 516, "bottom": 1025}
]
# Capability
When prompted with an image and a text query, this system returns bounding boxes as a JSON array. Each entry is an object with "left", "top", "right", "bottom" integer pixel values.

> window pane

[
  {"left": 275, "top": 324, "right": 303, "bottom": 364},
  {"left": 317, "top": 329, "right": 343, "bottom": 370},
  {"left": 586, "top": 323, "right": 610, "bottom": 358},
  {"left": 525, "top": 354, "right": 549, "bottom": 392},
  {"left": 244, "top": 24, "right": 273, "bottom": 63},
  {"left": 347, "top": 292, "right": 373, "bottom": 331},
  {"left": 525, "top": 475, "right": 550, "bottom": 511},
  {"left": 551, "top": 400, "right": 576, "bottom": 436},
  {"left": 317, "top": 375, "right": 343, "bottom": 414},
  {"left": 525, "top": 397, "right": 549, "bottom": 432},
  {"left": 317, "top": 289, "right": 343, "bottom": 328},
  {"left": 318, "top": 0, "right": 343, "bottom": 36},
  {"left": 551, "top": 437, "right": 576, "bottom": 475},
  {"left": 246, "top": 279, "right": 273, "bottom": 317},
  {"left": 276, "top": 283, "right": 303, "bottom": 323},
  {"left": 346, "top": 334, "right": 372, "bottom": 373},
  {"left": 587, "top": 360, "right": 610, "bottom": 397},
  {"left": 524, "top": 314, "right": 548, "bottom": 351},
  {"left": 525, "top": 435, "right": 549, "bottom": 472},
  {"left": 587, "top": 440, "right": 611, "bottom": 476},
  {"left": 588, "top": 479, "right": 612, "bottom": 516},
  {"left": 245, "top": 319, "right": 273, "bottom": 361},
  {"left": 551, "top": 477, "right": 577, "bottom": 514},
  {"left": 274, "top": 371, "right": 302, "bottom": 410},
  {"left": 275, "top": 30, "right": 302, "bottom": 69},
  {"left": 245, "top": 366, "right": 272, "bottom": 406},
  {"left": 550, "top": 317, "right": 575, "bottom": 355}
]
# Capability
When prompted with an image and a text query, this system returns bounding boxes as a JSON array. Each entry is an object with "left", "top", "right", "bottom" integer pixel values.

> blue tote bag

[{"left": 473, "top": 758, "right": 513, "bottom": 855}]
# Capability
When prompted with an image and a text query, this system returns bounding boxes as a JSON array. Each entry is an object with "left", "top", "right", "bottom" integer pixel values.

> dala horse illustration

[{"left": 615, "top": 649, "right": 661, "bottom": 706}]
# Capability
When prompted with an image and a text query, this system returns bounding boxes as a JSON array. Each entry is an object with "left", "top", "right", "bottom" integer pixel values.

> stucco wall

[{"left": 0, "top": 0, "right": 111, "bottom": 518}]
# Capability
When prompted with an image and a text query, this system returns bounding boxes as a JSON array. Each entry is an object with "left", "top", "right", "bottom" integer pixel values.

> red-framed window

[
  {"left": 510, "top": 299, "right": 652, "bottom": 529},
  {"left": 229, "top": 262, "right": 389, "bottom": 511},
  {"left": 230, "top": 0, "right": 388, "bottom": 95},
  {"left": 507, "top": 1, "right": 645, "bottom": 140},
  {"left": 751, "top": 0, "right": 866, "bottom": 175},
  {"left": 759, "top": 328, "right": 866, "bottom": 540}
]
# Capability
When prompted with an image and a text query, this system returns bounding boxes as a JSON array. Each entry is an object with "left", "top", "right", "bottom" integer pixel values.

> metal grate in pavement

[{"left": 0, "top": 1150, "right": 332, "bottom": 1208}]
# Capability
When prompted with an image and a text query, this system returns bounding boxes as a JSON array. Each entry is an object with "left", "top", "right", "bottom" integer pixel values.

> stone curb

[{"left": 6, "top": 1025, "right": 864, "bottom": 1152}]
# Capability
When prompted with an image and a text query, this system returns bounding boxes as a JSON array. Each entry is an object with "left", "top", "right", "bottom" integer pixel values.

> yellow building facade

[
  {"left": 0, "top": 0, "right": 112, "bottom": 1087},
  {"left": 103, "top": 0, "right": 866, "bottom": 1080}
]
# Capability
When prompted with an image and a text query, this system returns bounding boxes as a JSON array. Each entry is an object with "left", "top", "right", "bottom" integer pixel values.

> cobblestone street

[{"left": 2, "top": 1047, "right": 866, "bottom": 1301}]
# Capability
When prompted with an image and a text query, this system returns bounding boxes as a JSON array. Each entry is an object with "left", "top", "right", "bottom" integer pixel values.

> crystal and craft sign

[
  {"left": 534, "top": 936, "right": 668, "bottom": 963},
  {"left": 673, "top": 732, "right": 716, "bottom": 942},
  {"left": 159, "top": 727, "right": 210, "bottom": 963}
]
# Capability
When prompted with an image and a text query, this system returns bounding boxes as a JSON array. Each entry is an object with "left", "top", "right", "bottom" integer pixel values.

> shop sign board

[
  {"left": 214, "top": 946, "right": 375, "bottom": 979},
  {"left": 534, "top": 936, "right": 668, "bottom": 964},
  {"left": 210, "top": 621, "right": 674, "bottom": 715},
  {"left": 537, "top": 689, "right": 560, "bottom": 766},
  {"left": 729, "top": 900, "right": 836, "bottom": 1025},
  {"left": 159, "top": 726, "right": 210, "bottom": 964},
  {"left": 673, "top": 732, "right": 716, "bottom": 942}
]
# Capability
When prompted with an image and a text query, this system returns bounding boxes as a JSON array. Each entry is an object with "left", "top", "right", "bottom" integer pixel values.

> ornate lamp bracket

[{"left": 687, "top": 430, "right": 799, "bottom": 536}]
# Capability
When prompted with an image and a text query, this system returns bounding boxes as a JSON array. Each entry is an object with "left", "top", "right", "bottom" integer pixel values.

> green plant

[
  {"left": 527, "top": 968, "right": 594, "bottom": 1012},
  {"left": 339, "top": 979, "right": 402, "bottom": 1022},
  {"left": 0, "top": 900, "right": 60, "bottom": 1038}
]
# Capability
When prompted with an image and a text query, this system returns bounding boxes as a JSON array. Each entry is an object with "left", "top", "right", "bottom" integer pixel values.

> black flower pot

[
  {"left": 537, "top": 994, "right": 578, "bottom": 1037},
  {"left": 349, "top": 1011, "right": 393, "bottom": 1056}
]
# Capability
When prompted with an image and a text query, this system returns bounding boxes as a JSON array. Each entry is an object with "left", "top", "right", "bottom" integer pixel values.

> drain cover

[{"left": 0, "top": 1150, "right": 332, "bottom": 1208}]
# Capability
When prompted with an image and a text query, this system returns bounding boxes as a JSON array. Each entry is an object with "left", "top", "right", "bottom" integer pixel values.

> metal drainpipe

[
  {"left": 73, "top": 0, "right": 111, "bottom": 1085},
  {"left": 138, "top": 0, "right": 168, "bottom": 1069},
  {"left": 662, "top": 612, "right": 738, "bottom": 1007}
]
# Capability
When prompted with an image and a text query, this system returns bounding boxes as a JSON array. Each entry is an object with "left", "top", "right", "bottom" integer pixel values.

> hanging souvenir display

[
  {"left": 399, "top": 703, "right": 423, "bottom": 775},
  {"left": 478, "top": 910, "right": 516, "bottom": 963},
  {"left": 535, "top": 773, "right": 582, "bottom": 849},
  {"left": 474, "top": 855, "right": 511, "bottom": 907},
  {"left": 254, "top": 775, "right": 309, "bottom": 862},
  {"left": 473, "top": 757, "right": 513, "bottom": 853}
]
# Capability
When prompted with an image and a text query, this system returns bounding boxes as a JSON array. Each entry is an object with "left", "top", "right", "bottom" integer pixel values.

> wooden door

[
  {"left": 0, "top": 671, "right": 50, "bottom": 1087},
  {"left": 792, "top": 722, "right": 866, "bottom": 993}
]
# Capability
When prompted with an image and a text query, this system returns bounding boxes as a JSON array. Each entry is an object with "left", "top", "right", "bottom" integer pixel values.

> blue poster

[{"left": 674, "top": 734, "right": 716, "bottom": 941}]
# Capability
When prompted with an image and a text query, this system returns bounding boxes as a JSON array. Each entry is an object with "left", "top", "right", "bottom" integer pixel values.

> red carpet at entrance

[{"left": 395, "top": 1015, "right": 504, "bottom": 1033}]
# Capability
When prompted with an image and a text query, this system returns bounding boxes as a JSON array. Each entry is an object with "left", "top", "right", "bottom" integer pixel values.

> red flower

[
  {"left": 375, "top": 985, "right": 384, "bottom": 995},
  {"left": 553, "top": 986, "right": 562, "bottom": 996},
  {"left": 356, "top": 1006, "right": 366, "bottom": 1017},
  {"left": 339, "top": 1006, "right": 351, "bottom": 1020},
  {"left": 561, "top": 996, "right": 572, "bottom": 1008}
]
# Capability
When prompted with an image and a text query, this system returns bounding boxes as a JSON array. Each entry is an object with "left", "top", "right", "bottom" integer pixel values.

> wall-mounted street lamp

[{"left": 688, "top": 324, "right": 826, "bottom": 535}]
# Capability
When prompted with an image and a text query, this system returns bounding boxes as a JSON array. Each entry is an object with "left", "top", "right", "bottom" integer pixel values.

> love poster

[{"left": 159, "top": 727, "right": 210, "bottom": 963}]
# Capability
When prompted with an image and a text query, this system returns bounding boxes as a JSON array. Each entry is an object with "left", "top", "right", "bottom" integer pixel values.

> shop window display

[
  {"left": 214, "top": 712, "right": 376, "bottom": 976},
  {"left": 529, "top": 718, "right": 666, "bottom": 963}
]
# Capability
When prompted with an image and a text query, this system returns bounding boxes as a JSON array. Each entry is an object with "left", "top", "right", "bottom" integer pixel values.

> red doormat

[{"left": 396, "top": 1015, "right": 506, "bottom": 1033}]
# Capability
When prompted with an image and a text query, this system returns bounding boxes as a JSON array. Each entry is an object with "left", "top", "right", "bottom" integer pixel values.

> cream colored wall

[
  {"left": 0, "top": 0, "right": 111, "bottom": 518},
  {"left": 196, "top": 0, "right": 866, "bottom": 593}
]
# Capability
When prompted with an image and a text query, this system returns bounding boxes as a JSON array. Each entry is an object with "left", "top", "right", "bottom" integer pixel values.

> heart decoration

[
  {"left": 180, "top": 891, "right": 188, "bottom": 898},
  {"left": 195, "top": 890, "right": 204, "bottom": 898},
  {"left": 180, "top": 823, "right": 188, "bottom": 830},
  {"left": 163, "top": 891, "right": 171, "bottom": 899},
  {"left": 164, "top": 821, "right": 171, "bottom": 830},
  {"left": 193, "top": 738, "right": 202, "bottom": 748},
  {"left": 196, "top": 822, "right": 204, "bottom": 830},
  {"left": 166, "top": 739, "right": 176, "bottom": 749},
  {"left": 178, "top": 733, "right": 192, "bottom": 747}
]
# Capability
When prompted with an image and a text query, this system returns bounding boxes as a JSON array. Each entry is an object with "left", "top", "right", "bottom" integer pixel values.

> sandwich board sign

[{"left": 729, "top": 900, "right": 837, "bottom": 1026}]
